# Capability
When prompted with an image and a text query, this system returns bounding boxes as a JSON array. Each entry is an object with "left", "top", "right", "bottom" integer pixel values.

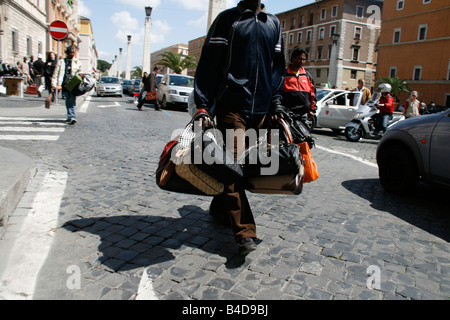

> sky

[{"left": 78, "top": 0, "right": 312, "bottom": 69}]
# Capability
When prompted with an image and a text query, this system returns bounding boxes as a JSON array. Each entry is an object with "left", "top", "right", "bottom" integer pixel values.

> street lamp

[
  {"left": 328, "top": 33, "right": 341, "bottom": 88},
  {"left": 125, "top": 35, "right": 132, "bottom": 80},
  {"left": 142, "top": 6, "right": 152, "bottom": 74},
  {"left": 118, "top": 48, "right": 123, "bottom": 79}
]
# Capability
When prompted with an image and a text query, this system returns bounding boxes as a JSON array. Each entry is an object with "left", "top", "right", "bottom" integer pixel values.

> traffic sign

[{"left": 49, "top": 20, "right": 69, "bottom": 41}]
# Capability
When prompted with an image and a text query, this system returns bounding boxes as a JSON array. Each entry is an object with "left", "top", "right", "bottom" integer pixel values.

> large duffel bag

[{"left": 243, "top": 118, "right": 305, "bottom": 195}]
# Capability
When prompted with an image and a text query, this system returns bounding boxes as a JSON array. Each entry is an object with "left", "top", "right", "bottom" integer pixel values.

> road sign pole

[
  {"left": 55, "top": 41, "right": 60, "bottom": 105},
  {"left": 49, "top": 20, "right": 69, "bottom": 106}
]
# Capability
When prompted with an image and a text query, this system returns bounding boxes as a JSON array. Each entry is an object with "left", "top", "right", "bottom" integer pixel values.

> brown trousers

[{"left": 210, "top": 107, "right": 266, "bottom": 242}]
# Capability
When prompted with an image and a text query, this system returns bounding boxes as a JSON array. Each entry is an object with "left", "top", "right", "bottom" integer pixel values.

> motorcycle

[{"left": 344, "top": 93, "right": 405, "bottom": 142}]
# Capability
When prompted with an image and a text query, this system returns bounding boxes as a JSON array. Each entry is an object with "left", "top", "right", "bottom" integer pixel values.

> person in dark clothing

[
  {"left": 194, "top": 0, "right": 285, "bottom": 255},
  {"left": 45, "top": 52, "right": 57, "bottom": 102},
  {"left": 33, "top": 54, "right": 45, "bottom": 97},
  {"left": 137, "top": 66, "right": 161, "bottom": 111}
]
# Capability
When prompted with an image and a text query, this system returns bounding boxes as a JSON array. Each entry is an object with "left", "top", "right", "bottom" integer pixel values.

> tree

[
  {"left": 131, "top": 66, "right": 142, "bottom": 79},
  {"left": 376, "top": 77, "right": 411, "bottom": 100},
  {"left": 157, "top": 51, "right": 197, "bottom": 74},
  {"left": 97, "top": 60, "right": 111, "bottom": 73}
]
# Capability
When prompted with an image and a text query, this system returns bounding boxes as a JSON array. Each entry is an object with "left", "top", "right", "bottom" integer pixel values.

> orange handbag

[{"left": 299, "top": 141, "right": 319, "bottom": 183}]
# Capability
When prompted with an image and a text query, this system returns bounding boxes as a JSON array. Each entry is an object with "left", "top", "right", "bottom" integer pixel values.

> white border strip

[
  {"left": 0, "top": 171, "right": 68, "bottom": 299},
  {"left": 316, "top": 145, "right": 378, "bottom": 168}
]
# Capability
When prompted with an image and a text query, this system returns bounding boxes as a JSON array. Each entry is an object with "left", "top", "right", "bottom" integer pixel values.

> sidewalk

[{"left": 0, "top": 91, "right": 91, "bottom": 235}]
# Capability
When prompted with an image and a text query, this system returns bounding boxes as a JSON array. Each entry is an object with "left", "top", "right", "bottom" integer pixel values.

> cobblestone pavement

[{"left": 1, "top": 93, "right": 449, "bottom": 301}]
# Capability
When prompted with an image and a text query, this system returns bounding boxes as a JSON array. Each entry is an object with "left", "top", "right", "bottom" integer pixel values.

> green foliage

[
  {"left": 376, "top": 77, "right": 412, "bottom": 99},
  {"left": 132, "top": 66, "right": 143, "bottom": 79},
  {"left": 97, "top": 60, "right": 111, "bottom": 72},
  {"left": 156, "top": 51, "right": 197, "bottom": 74}
]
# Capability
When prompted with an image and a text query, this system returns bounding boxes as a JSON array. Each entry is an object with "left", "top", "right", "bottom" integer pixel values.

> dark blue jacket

[{"left": 194, "top": 1, "right": 285, "bottom": 118}]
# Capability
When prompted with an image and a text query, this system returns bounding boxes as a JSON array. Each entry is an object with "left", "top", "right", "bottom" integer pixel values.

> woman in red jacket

[{"left": 376, "top": 83, "right": 394, "bottom": 133}]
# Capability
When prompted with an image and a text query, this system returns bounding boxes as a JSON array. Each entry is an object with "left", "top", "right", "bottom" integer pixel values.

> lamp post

[
  {"left": 118, "top": 48, "right": 123, "bottom": 79},
  {"left": 328, "top": 33, "right": 340, "bottom": 88},
  {"left": 125, "top": 35, "right": 132, "bottom": 80},
  {"left": 114, "top": 55, "right": 118, "bottom": 77},
  {"left": 142, "top": 6, "right": 152, "bottom": 74}
]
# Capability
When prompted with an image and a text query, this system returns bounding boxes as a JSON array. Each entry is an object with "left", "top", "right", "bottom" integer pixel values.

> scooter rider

[{"left": 375, "top": 83, "right": 394, "bottom": 135}]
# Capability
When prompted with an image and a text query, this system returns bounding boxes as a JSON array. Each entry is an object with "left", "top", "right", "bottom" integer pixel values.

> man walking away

[{"left": 194, "top": 0, "right": 285, "bottom": 255}]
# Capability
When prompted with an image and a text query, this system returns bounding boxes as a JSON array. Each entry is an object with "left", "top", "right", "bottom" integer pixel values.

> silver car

[
  {"left": 376, "top": 109, "right": 450, "bottom": 194},
  {"left": 157, "top": 74, "right": 194, "bottom": 110},
  {"left": 97, "top": 77, "right": 123, "bottom": 97}
]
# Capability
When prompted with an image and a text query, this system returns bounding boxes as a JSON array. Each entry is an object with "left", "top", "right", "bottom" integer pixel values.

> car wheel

[
  {"left": 378, "top": 144, "right": 419, "bottom": 194},
  {"left": 161, "top": 95, "right": 168, "bottom": 109},
  {"left": 345, "top": 126, "right": 362, "bottom": 142}
]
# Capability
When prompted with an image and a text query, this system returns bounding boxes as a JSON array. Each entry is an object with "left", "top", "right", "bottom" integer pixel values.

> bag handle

[{"left": 277, "top": 118, "right": 294, "bottom": 144}]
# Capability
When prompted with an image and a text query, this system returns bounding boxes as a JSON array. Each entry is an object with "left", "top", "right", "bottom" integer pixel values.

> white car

[
  {"left": 157, "top": 74, "right": 194, "bottom": 110},
  {"left": 97, "top": 77, "right": 123, "bottom": 97},
  {"left": 313, "top": 89, "right": 364, "bottom": 133}
]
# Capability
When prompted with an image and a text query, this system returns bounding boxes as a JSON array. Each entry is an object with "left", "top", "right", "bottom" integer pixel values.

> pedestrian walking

[
  {"left": 403, "top": 91, "right": 421, "bottom": 119},
  {"left": 194, "top": 0, "right": 285, "bottom": 255},
  {"left": 137, "top": 67, "right": 161, "bottom": 111},
  {"left": 45, "top": 52, "right": 57, "bottom": 102},
  {"left": 51, "top": 47, "right": 82, "bottom": 125},
  {"left": 33, "top": 54, "right": 45, "bottom": 97}
]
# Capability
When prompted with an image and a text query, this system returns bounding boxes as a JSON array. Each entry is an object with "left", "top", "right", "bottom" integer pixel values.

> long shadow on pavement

[{"left": 62, "top": 205, "right": 248, "bottom": 272}]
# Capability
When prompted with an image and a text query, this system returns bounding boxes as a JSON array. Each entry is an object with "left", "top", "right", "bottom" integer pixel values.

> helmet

[{"left": 379, "top": 83, "right": 392, "bottom": 93}]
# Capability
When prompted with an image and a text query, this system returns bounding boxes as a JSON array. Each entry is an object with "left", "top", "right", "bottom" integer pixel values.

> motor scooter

[{"left": 344, "top": 93, "right": 405, "bottom": 142}]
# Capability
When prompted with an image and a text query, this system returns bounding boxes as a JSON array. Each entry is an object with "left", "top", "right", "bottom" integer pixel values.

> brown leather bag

[{"left": 245, "top": 118, "right": 305, "bottom": 195}]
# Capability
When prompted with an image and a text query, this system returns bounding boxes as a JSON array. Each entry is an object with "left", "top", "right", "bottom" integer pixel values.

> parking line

[
  {"left": 316, "top": 145, "right": 378, "bottom": 168},
  {"left": 162, "top": 110, "right": 171, "bottom": 116}
]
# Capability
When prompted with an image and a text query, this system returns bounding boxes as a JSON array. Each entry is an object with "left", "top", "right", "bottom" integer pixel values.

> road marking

[
  {"left": 97, "top": 102, "right": 120, "bottom": 108},
  {"left": 316, "top": 145, "right": 378, "bottom": 168},
  {"left": 79, "top": 95, "right": 91, "bottom": 113},
  {"left": 0, "top": 117, "right": 64, "bottom": 121},
  {"left": 0, "top": 117, "right": 66, "bottom": 140},
  {"left": 0, "top": 127, "right": 65, "bottom": 132},
  {"left": 0, "top": 135, "right": 60, "bottom": 141},
  {"left": 135, "top": 268, "right": 158, "bottom": 300},
  {"left": 0, "top": 171, "right": 68, "bottom": 299},
  {"left": 162, "top": 110, "right": 171, "bottom": 116},
  {"left": 0, "top": 121, "right": 66, "bottom": 126}
]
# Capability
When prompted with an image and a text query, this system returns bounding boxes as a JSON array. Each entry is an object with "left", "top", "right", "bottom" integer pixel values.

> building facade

[
  {"left": 78, "top": 16, "right": 98, "bottom": 77},
  {"left": 0, "top": 0, "right": 81, "bottom": 67},
  {"left": 377, "top": 0, "right": 450, "bottom": 107},
  {"left": 151, "top": 43, "right": 189, "bottom": 75},
  {"left": 277, "top": 0, "right": 383, "bottom": 90},
  {"left": 46, "top": 0, "right": 80, "bottom": 58},
  {"left": 0, "top": 0, "right": 47, "bottom": 66}
]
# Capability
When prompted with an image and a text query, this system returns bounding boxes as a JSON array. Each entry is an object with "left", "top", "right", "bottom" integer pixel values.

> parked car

[
  {"left": 376, "top": 109, "right": 450, "bottom": 194},
  {"left": 97, "top": 77, "right": 123, "bottom": 97},
  {"left": 157, "top": 74, "right": 194, "bottom": 110},
  {"left": 121, "top": 79, "right": 133, "bottom": 95},
  {"left": 130, "top": 79, "right": 141, "bottom": 95},
  {"left": 314, "top": 89, "right": 364, "bottom": 133},
  {"left": 301, "top": 89, "right": 343, "bottom": 131}
]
